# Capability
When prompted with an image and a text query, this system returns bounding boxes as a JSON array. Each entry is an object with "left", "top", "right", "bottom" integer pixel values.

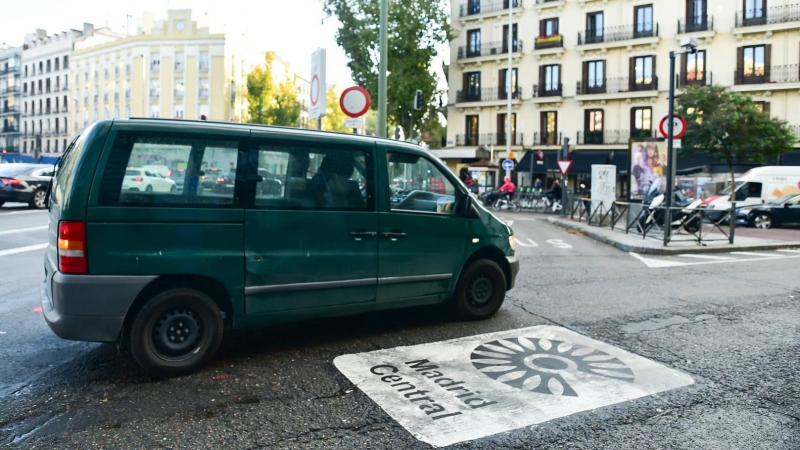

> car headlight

[
  {"left": 509, "top": 235, "right": 516, "bottom": 252},
  {"left": 739, "top": 208, "right": 752, "bottom": 215}
]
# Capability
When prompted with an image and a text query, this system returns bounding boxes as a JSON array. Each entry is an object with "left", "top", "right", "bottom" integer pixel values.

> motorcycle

[{"left": 638, "top": 192, "right": 703, "bottom": 234}]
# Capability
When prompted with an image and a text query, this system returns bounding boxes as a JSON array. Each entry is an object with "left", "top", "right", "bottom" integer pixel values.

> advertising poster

[{"left": 629, "top": 140, "right": 669, "bottom": 201}]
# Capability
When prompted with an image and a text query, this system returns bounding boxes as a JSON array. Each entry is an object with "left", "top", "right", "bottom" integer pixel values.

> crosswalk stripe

[
  {"left": 729, "top": 251, "right": 785, "bottom": 258},
  {"left": 677, "top": 254, "right": 735, "bottom": 260},
  {"left": 775, "top": 249, "right": 800, "bottom": 253},
  {"left": 0, "top": 226, "right": 48, "bottom": 236}
]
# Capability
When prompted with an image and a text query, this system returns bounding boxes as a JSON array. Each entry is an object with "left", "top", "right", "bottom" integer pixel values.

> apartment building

[
  {"left": 0, "top": 45, "right": 22, "bottom": 154},
  {"left": 69, "top": 9, "right": 263, "bottom": 143},
  {"left": 446, "top": 0, "right": 800, "bottom": 187}
]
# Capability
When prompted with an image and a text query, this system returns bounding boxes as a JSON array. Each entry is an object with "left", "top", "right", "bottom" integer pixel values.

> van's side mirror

[{"left": 457, "top": 194, "right": 481, "bottom": 219}]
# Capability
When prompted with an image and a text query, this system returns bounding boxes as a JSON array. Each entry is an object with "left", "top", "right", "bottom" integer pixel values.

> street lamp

[{"left": 664, "top": 37, "right": 699, "bottom": 245}]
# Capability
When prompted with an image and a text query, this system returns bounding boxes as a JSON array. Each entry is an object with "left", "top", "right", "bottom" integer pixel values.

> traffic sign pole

[
  {"left": 559, "top": 138, "right": 570, "bottom": 218},
  {"left": 665, "top": 50, "right": 677, "bottom": 246}
]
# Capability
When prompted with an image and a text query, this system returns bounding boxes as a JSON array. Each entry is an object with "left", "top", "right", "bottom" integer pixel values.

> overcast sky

[{"left": 0, "top": 0, "right": 355, "bottom": 86}]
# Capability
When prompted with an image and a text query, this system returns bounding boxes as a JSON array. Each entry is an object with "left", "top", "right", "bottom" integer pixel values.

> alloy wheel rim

[
  {"left": 150, "top": 307, "right": 205, "bottom": 361},
  {"left": 755, "top": 215, "right": 771, "bottom": 229},
  {"left": 34, "top": 191, "right": 46, "bottom": 208}
]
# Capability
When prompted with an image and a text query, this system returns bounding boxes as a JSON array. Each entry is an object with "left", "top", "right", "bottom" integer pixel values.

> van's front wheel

[
  {"left": 130, "top": 288, "right": 224, "bottom": 377},
  {"left": 454, "top": 259, "right": 507, "bottom": 320}
]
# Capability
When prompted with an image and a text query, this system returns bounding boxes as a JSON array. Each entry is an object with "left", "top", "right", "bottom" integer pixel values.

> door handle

[
  {"left": 381, "top": 232, "right": 407, "bottom": 241},
  {"left": 350, "top": 231, "right": 377, "bottom": 241}
]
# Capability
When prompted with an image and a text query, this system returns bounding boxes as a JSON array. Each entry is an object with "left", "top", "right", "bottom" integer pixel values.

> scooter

[{"left": 639, "top": 193, "right": 703, "bottom": 234}]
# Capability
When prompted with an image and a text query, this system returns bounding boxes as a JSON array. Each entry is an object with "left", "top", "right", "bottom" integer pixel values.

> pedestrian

[{"left": 534, "top": 178, "right": 543, "bottom": 194}]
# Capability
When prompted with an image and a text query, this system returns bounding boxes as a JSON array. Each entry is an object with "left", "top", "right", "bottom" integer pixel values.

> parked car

[
  {"left": 736, "top": 193, "right": 800, "bottom": 229},
  {"left": 169, "top": 168, "right": 186, "bottom": 192},
  {"left": 212, "top": 171, "right": 237, "bottom": 194},
  {"left": 121, "top": 167, "right": 177, "bottom": 192},
  {"left": 41, "top": 118, "right": 518, "bottom": 377},
  {"left": 0, "top": 163, "right": 54, "bottom": 209},
  {"left": 702, "top": 166, "right": 800, "bottom": 222}
]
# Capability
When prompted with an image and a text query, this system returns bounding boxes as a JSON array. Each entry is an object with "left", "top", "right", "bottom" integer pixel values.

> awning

[
  {"left": 566, "top": 150, "right": 629, "bottom": 175},
  {"left": 782, "top": 150, "right": 800, "bottom": 166}
]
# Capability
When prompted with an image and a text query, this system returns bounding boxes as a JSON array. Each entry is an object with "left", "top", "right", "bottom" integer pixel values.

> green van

[{"left": 42, "top": 119, "right": 518, "bottom": 376}]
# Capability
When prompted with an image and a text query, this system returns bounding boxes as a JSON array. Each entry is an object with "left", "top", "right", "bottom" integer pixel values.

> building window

[
  {"left": 149, "top": 105, "right": 160, "bottom": 118},
  {"left": 584, "top": 110, "right": 604, "bottom": 144},
  {"left": 582, "top": 60, "right": 605, "bottom": 94},
  {"left": 55, "top": 58, "right": 60, "bottom": 71},
  {"left": 174, "top": 106, "right": 184, "bottom": 119},
  {"left": 497, "top": 113, "right": 517, "bottom": 145},
  {"left": 586, "top": 12, "right": 604, "bottom": 44},
  {"left": 54, "top": 140, "right": 58, "bottom": 153},
  {"left": 691, "top": 0, "right": 707, "bottom": 25},
  {"left": 541, "top": 65, "right": 560, "bottom": 94},
  {"left": 46, "top": 140, "right": 50, "bottom": 153},
  {"left": 502, "top": 24, "right": 519, "bottom": 53},
  {"left": 753, "top": 101, "right": 770, "bottom": 114},
  {"left": 199, "top": 78, "right": 210, "bottom": 98},
  {"left": 46, "top": 60, "right": 51, "bottom": 73},
  {"left": 467, "top": 29, "right": 481, "bottom": 57},
  {"left": 632, "top": 107, "right": 652, "bottom": 138},
  {"left": 742, "top": 45, "right": 766, "bottom": 80},
  {"left": 199, "top": 52, "right": 210, "bottom": 71},
  {"left": 23, "top": 142, "right": 27, "bottom": 153},
  {"left": 744, "top": 0, "right": 765, "bottom": 20},
  {"left": 632, "top": 56, "right": 655, "bottom": 89},
  {"left": 541, "top": 111, "right": 558, "bottom": 145},
  {"left": 175, "top": 52, "right": 185, "bottom": 72},
  {"left": 684, "top": 50, "right": 706, "bottom": 85},
  {"left": 465, "top": 115, "right": 479, "bottom": 146},
  {"left": 150, "top": 54, "right": 161, "bottom": 71},
  {"left": 635, "top": 5, "right": 654, "bottom": 38},
  {"left": 499, "top": 68, "right": 518, "bottom": 99},
  {"left": 540, "top": 18, "right": 559, "bottom": 37},
  {"left": 462, "top": 72, "right": 481, "bottom": 102},
  {"left": 174, "top": 82, "right": 185, "bottom": 98},
  {"left": 63, "top": 56, "right": 68, "bottom": 69}
]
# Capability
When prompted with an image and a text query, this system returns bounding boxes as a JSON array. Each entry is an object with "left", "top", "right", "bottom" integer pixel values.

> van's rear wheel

[
  {"left": 130, "top": 288, "right": 223, "bottom": 377},
  {"left": 454, "top": 259, "right": 507, "bottom": 320}
]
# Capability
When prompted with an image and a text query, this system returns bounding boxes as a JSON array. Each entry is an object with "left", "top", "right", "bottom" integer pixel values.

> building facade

[
  {"left": 70, "top": 9, "right": 264, "bottom": 145},
  {"left": 446, "top": 0, "right": 800, "bottom": 189},
  {"left": 0, "top": 45, "right": 22, "bottom": 154}
]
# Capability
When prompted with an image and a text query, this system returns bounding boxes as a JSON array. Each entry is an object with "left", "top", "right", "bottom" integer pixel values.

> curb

[{"left": 547, "top": 218, "right": 800, "bottom": 255}]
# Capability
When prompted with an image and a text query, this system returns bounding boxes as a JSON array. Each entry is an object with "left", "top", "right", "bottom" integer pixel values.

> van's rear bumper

[
  {"left": 41, "top": 272, "right": 156, "bottom": 343},
  {"left": 507, "top": 256, "right": 519, "bottom": 290}
]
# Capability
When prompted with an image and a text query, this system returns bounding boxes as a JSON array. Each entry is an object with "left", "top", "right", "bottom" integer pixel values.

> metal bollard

[{"left": 729, "top": 202, "right": 736, "bottom": 244}]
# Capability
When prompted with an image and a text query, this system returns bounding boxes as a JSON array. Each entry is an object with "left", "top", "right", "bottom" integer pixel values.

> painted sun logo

[{"left": 470, "top": 337, "right": 634, "bottom": 397}]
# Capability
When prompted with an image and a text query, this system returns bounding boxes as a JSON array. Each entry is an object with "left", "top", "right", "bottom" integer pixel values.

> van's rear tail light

[{"left": 58, "top": 221, "right": 88, "bottom": 274}]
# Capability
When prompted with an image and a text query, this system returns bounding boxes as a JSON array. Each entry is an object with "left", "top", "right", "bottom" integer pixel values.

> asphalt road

[{"left": 0, "top": 208, "right": 797, "bottom": 449}]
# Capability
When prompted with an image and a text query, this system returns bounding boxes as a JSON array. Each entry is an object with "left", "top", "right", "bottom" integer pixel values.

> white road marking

[
  {"left": 546, "top": 239, "right": 573, "bottom": 249},
  {"left": 629, "top": 253, "right": 687, "bottom": 268},
  {"left": 729, "top": 251, "right": 785, "bottom": 258},
  {"left": 515, "top": 238, "right": 539, "bottom": 248},
  {"left": 0, "top": 226, "right": 48, "bottom": 236},
  {"left": 676, "top": 254, "right": 735, "bottom": 261},
  {"left": 775, "top": 249, "right": 800, "bottom": 253},
  {"left": 0, "top": 243, "right": 48, "bottom": 257},
  {"left": 0, "top": 209, "right": 47, "bottom": 216},
  {"left": 334, "top": 326, "right": 693, "bottom": 448},
  {"left": 631, "top": 252, "right": 800, "bottom": 268},
  {"left": 504, "top": 220, "right": 515, "bottom": 227}
]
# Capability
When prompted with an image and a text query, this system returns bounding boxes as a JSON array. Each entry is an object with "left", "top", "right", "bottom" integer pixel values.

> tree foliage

[
  {"left": 245, "top": 52, "right": 302, "bottom": 127},
  {"left": 676, "top": 85, "right": 795, "bottom": 200},
  {"left": 322, "top": 0, "right": 452, "bottom": 138}
]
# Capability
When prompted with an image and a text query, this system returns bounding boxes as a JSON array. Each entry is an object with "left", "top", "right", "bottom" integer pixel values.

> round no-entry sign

[
  {"left": 339, "top": 86, "right": 371, "bottom": 118},
  {"left": 660, "top": 115, "right": 687, "bottom": 139}
]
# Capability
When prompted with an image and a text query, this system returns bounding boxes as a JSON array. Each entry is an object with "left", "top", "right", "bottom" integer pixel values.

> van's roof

[
  {"left": 741, "top": 166, "right": 800, "bottom": 177},
  {"left": 110, "top": 118, "right": 427, "bottom": 152}
]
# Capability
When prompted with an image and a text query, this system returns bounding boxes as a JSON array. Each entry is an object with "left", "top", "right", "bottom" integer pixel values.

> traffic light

[
  {"left": 413, "top": 90, "right": 423, "bottom": 111},
  {"left": 394, "top": 126, "right": 401, "bottom": 140}
]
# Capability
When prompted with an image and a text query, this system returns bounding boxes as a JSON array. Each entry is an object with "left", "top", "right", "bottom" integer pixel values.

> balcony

[
  {"left": 150, "top": 64, "right": 160, "bottom": 72},
  {"left": 677, "top": 71, "right": 713, "bottom": 88},
  {"left": 199, "top": 89, "right": 209, "bottom": 98},
  {"left": 93, "top": 95, "right": 99, "bottom": 103},
  {"left": 150, "top": 89, "right": 160, "bottom": 98},
  {"left": 114, "top": 93, "right": 119, "bottom": 101},
  {"left": 732, "top": 65, "right": 800, "bottom": 91},
  {"left": 457, "top": 41, "right": 523, "bottom": 62},
  {"left": 735, "top": 4, "right": 800, "bottom": 28},
  {"left": 533, "top": 83, "right": 563, "bottom": 99},
  {"left": 534, "top": 35, "right": 563, "bottom": 51},
  {"left": 576, "top": 129, "right": 656, "bottom": 146},
  {"left": 53, "top": 86, "right": 59, "bottom": 92},
  {"left": 61, "top": 106, "right": 68, "bottom": 113},
  {"left": 455, "top": 87, "right": 523, "bottom": 104},
  {"left": 0, "top": 66, "right": 20, "bottom": 76},
  {"left": 678, "top": 16, "right": 714, "bottom": 34},
  {"left": 174, "top": 90, "right": 185, "bottom": 99},
  {"left": 0, "top": 86, "right": 20, "bottom": 96},
  {"left": 454, "top": 132, "right": 523, "bottom": 147},
  {"left": 2, "top": 146, "right": 19, "bottom": 153},
  {"left": 577, "top": 24, "right": 659, "bottom": 49},
  {"left": 0, "top": 126, "right": 20, "bottom": 134},
  {"left": 199, "top": 62, "right": 210, "bottom": 72},
  {"left": 458, "top": 0, "right": 520, "bottom": 21},
  {"left": 532, "top": 131, "right": 562, "bottom": 146},
  {"left": 175, "top": 64, "right": 185, "bottom": 73},
  {"left": 0, "top": 106, "right": 20, "bottom": 116},
  {"left": 576, "top": 76, "right": 659, "bottom": 99}
]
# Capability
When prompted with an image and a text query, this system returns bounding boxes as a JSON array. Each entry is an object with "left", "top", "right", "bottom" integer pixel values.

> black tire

[
  {"left": 29, "top": 189, "right": 47, "bottom": 209},
  {"left": 492, "top": 200, "right": 502, "bottom": 212},
  {"left": 130, "top": 288, "right": 224, "bottom": 377},
  {"left": 454, "top": 259, "right": 507, "bottom": 320},
  {"left": 145, "top": 185, "right": 153, "bottom": 192}
]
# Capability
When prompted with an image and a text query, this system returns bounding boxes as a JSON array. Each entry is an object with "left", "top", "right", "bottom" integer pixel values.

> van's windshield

[{"left": 719, "top": 181, "right": 745, "bottom": 195}]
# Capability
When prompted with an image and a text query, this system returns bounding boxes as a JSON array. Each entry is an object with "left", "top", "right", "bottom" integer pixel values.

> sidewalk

[{"left": 548, "top": 217, "right": 800, "bottom": 255}]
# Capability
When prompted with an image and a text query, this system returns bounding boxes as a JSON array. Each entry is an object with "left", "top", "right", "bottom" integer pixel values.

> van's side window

[
  {"left": 98, "top": 132, "right": 241, "bottom": 207},
  {"left": 252, "top": 142, "right": 372, "bottom": 211},
  {"left": 387, "top": 152, "right": 456, "bottom": 214}
]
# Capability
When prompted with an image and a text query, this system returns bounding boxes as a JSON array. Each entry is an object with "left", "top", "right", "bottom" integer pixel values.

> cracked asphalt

[{"left": 0, "top": 209, "right": 798, "bottom": 449}]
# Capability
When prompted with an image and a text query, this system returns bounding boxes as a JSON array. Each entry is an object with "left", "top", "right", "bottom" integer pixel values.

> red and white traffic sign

[
  {"left": 339, "top": 86, "right": 371, "bottom": 118},
  {"left": 537, "top": 150, "right": 545, "bottom": 160},
  {"left": 660, "top": 115, "right": 687, "bottom": 139},
  {"left": 557, "top": 160, "right": 573, "bottom": 176}
]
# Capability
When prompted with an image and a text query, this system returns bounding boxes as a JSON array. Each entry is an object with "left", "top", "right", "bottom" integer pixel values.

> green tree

[
  {"left": 267, "top": 76, "right": 302, "bottom": 127},
  {"left": 676, "top": 85, "right": 795, "bottom": 200},
  {"left": 311, "top": 86, "right": 349, "bottom": 132},
  {"left": 322, "top": 0, "right": 452, "bottom": 138},
  {"left": 246, "top": 59, "right": 272, "bottom": 125}
]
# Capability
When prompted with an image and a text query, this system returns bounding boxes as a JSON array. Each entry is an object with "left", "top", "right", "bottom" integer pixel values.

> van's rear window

[{"left": 98, "top": 132, "right": 242, "bottom": 208}]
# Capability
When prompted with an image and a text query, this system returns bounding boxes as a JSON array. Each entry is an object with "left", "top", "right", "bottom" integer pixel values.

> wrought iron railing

[
  {"left": 455, "top": 87, "right": 523, "bottom": 103},
  {"left": 577, "top": 129, "right": 656, "bottom": 145},
  {"left": 532, "top": 131, "right": 562, "bottom": 146},
  {"left": 577, "top": 76, "right": 659, "bottom": 95},
  {"left": 578, "top": 23, "right": 659, "bottom": 45},
  {"left": 533, "top": 83, "right": 562, "bottom": 97},
  {"left": 734, "top": 65, "right": 800, "bottom": 85},
  {"left": 736, "top": 4, "right": 800, "bottom": 27},
  {"left": 678, "top": 15, "right": 714, "bottom": 33},
  {"left": 534, "top": 35, "right": 563, "bottom": 50},
  {"left": 458, "top": 40, "right": 523, "bottom": 59},
  {"left": 458, "top": 0, "right": 520, "bottom": 17}
]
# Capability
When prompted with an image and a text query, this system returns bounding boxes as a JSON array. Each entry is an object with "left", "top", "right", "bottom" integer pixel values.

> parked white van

[{"left": 702, "top": 166, "right": 800, "bottom": 219}]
